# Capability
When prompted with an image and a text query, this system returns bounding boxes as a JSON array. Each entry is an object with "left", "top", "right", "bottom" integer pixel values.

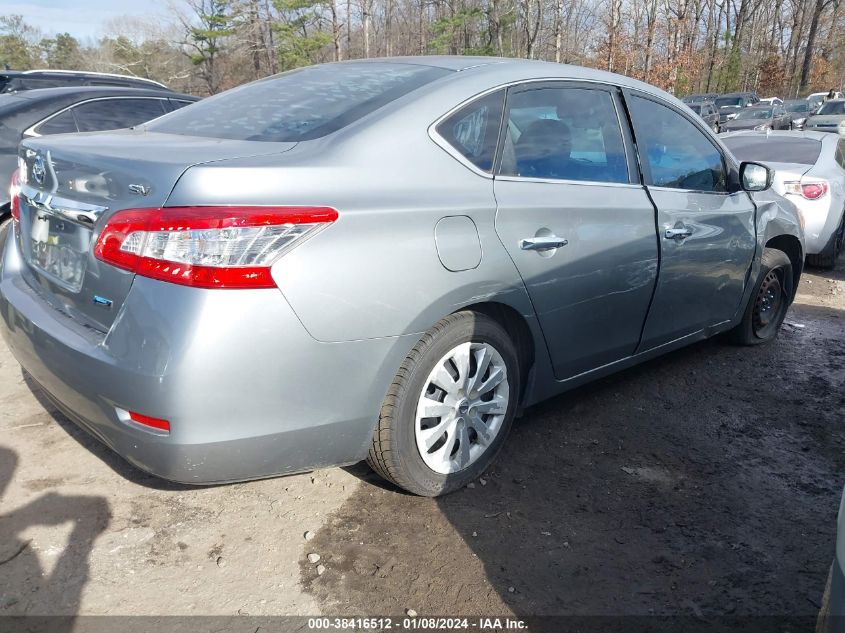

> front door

[
  {"left": 493, "top": 83, "right": 659, "bottom": 380},
  {"left": 625, "top": 92, "right": 757, "bottom": 350}
]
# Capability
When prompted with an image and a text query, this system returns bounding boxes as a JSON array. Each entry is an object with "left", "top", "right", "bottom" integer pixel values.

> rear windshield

[
  {"left": 148, "top": 62, "right": 451, "bottom": 142},
  {"left": 817, "top": 101, "right": 845, "bottom": 116},
  {"left": 722, "top": 136, "right": 822, "bottom": 165},
  {"left": 716, "top": 97, "right": 744, "bottom": 108}
]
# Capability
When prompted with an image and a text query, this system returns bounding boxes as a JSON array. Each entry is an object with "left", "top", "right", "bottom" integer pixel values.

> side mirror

[{"left": 740, "top": 161, "right": 773, "bottom": 192}]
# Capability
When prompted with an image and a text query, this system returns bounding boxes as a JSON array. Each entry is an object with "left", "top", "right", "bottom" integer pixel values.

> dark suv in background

[
  {"left": 687, "top": 101, "right": 720, "bottom": 132},
  {"left": 0, "top": 86, "right": 198, "bottom": 216},
  {"left": 0, "top": 70, "right": 168, "bottom": 93},
  {"left": 715, "top": 92, "right": 760, "bottom": 125}
]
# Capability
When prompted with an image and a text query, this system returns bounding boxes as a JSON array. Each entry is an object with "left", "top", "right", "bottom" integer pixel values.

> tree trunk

[{"left": 799, "top": 0, "right": 831, "bottom": 92}]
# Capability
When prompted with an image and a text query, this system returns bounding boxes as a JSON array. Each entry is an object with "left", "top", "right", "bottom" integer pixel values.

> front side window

[
  {"left": 629, "top": 94, "right": 727, "bottom": 192},
  {"left": 818, "top": 101, "right": 845, "bottom": 116},
  {"left": 436, "top": 90, "right": 504, "bottom": 172},
  {"left": 72, "top": 98, "right": 167, "bottom": 132},
  {"left": 498, "top": 86, "right": 628, "bottom": 184}
]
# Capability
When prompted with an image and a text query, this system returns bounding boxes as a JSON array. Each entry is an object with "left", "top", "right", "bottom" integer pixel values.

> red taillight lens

[
  {"left": 785, "top": 180, "right": 829, "bottom": 200},
  {"left": 801, "top": 182, "right": 828, "bottom": 200},
  {"left": 9, "top": 168, "right": 21, "bottom": 223},
  {"left": 128, "top": 411, "right": 170, "bottom": 432},
  {"left": 94, "top": 206, "right": 338, "bottom": 289}
]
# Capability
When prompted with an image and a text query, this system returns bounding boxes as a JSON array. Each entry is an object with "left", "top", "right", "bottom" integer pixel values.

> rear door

[
  {"left": 625, "top": 91, "right": 756, "bottom": 350},
  {"left": 492, "top": 82, "right": 659, "bottom": 380}
]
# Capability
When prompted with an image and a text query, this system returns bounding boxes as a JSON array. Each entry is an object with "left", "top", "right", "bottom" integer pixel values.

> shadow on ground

[
  {"left": 301, "top": 302, "right": 845, "bottom": 624},
  {"left": 0, "top": 446, "right": 110, "bottom": 623}
]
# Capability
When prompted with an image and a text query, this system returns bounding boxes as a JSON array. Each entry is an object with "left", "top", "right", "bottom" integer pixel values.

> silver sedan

[
  {"left": 1, "top": 57, "right": 803, "bottom": 496},
  {"left": 722, "top": 130, "right": 845, "bottom": 268}
]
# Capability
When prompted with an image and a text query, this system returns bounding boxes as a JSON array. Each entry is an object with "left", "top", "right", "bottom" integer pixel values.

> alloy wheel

[{"left": 414, "top": 341, "right": 509, "bottom": 474}]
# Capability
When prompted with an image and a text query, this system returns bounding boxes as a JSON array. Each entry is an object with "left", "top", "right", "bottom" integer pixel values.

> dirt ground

[{"left": 0, "top": 256, "right": 843, "bottom": 626}]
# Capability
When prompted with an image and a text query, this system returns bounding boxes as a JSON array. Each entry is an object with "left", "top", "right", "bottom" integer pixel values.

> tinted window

[
  {"left": 499, "top": 87, "right": 628, "bottom": 183},
  {"left": 34, "top": 110, "right": 78, "bottom": 135},
  {"left": 833, "top": 140, "right": 845, "bottom": 169},
  {"left": 689, "top": 105, "right": 701, "bottom": 114},
  {"left": 169, "top": 99, "right": 194, "bottom": 111},
  {"left": 722, "top": 136, "right": 821, "bottom": 166},
  {"left": 629, "top": 95, "right": 726, "bottom": 192},
  {"left": 786, "top": 101, "right": 809, "bottom": 113},
  {"left": 716, "top": 97, "right": 743, "bottom": 108},
  {"left": 148, "top": 63, "right": 451, "bottom": 142},
  {"left": 71, "top": 98, "right": 167, "bottom": 132},
  {"left": 818, "top": 101, "right": 845, "bottom": 115},
  {"left": 436, "top": 90, "right": 504, "bottom": 172}
]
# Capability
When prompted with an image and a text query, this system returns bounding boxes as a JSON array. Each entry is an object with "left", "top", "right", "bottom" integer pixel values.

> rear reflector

[
  {"left": 9, "top": 168, "right": 20, "bottom": 223},
  {"left": 128, "top": 411, "right": 171, "bottom": 432},
  {"left": 94, "top": 206, "right": 338, "bottom": 289}
]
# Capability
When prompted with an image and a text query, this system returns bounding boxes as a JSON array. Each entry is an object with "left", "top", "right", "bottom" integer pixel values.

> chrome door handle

[
  {"left": 664, "top": 227, "right": 693, "bottom": 240},
  {"left": 519, "top": 236, "right": 569, "bottom": 251}
]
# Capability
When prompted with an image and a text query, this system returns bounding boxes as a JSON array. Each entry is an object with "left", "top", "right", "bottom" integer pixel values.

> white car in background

[
  {"left": 722, "top": 131, "right": 845, "bottom": 268},
  {"left": 760, "top": 97, "right": 783, "bottom": 106}
]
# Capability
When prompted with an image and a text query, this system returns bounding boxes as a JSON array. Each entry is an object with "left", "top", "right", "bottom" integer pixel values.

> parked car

[
  {"left": 682, "top": 92, "right": 720, "bottom": 104},
  {"left": 0, "top": 58, "right": 804, "bottom": 497},
  {"left": 784, "top": 99, "right": 812, "bottom": 130},
  {"left": 687, "top": 100, "right": 720, "bottom": 132},
  {"left": 722, "top": 130, "right": 844, "bottom": 267},
  {"left": 808, "top": 91, "right": 845, "bottom": 113},
  {"left": 0, "top": 87, "right": 198, "bottom": 217},
  {"left": 715, "top": 92, "right": 760, "bottom": 124},
  {"left": 805, "top": 99, "right": 845, "bottom": 136},
  {"left": 816, "top": 485, "right": 845, "bottom": 633},
  {"left": 720, "top": 104, "right": 792, "bottom": 132},
  {"left": 0, "top": 69, "right": 168, "bottom": 94},
  {"left": 759, "top": 97, "right": 784, "bottom": 106}
]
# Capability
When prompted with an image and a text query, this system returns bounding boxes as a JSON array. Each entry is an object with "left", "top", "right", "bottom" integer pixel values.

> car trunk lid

[{"left": 15, "top": 129, "right": 296, "bottom": 332}]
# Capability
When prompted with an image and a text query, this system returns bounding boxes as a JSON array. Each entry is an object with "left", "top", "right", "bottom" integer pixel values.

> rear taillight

[
  {"left": 94, "top": 206, "right": 338, "bottom": 289},
  {"left": 784, "top": 180, "right": 829, "bottom": 200},
  {"left": 9, "top": 168, "right": 20, "bottom": 223}
]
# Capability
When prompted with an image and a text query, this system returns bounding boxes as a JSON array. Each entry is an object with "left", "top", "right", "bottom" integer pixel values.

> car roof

[
  {"left": 0, "top": 69, "right": 167, "bottom": 88},
  {"left": 338, "top": 56, "right": 683, "bottom": 104},
  {"left": 721, "top": 129, "right": 833, "bottom": 143},
  {"left": 8, "top": 85, "right": 197, "bottom": 102}
]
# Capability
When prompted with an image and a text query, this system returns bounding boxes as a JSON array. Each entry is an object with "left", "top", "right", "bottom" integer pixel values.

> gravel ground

[{"left": 0, "top": 255, "right": 842, "bottom": 624}]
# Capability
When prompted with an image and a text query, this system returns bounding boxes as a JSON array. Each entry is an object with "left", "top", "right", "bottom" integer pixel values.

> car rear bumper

[{"left": 0, "top": 223, "right": 414, "bottom": 484}]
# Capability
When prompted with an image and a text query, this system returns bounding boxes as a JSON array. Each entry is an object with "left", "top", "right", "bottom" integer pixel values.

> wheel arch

[
  {"left": 764, "top": 234, "right": 803, "bottom": 300},
  {"left": 458, "top": 301, "right": 536, "bottom": 402}
]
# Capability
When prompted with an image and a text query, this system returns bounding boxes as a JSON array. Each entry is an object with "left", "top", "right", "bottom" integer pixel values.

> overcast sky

[{"left": 4, "top": 0, "right": 176, "bottom": 41}]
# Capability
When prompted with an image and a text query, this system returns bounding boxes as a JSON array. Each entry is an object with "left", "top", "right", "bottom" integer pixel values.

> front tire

[
  {"left": 730, "top": 248, "right": 793, "bottom": 345},
  {"left": 367, "top": 311, "right": 520, "bottom": 497}
]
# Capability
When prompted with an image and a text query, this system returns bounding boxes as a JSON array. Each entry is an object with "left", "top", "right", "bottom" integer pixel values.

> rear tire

[
  {"left": 806, "top": 212, "right": 844, "bottom": 269},
  {"left": 367, "top": 311, "right": 520, "bottom": 497},
  {"left": 730, "top": 248, "right": 793, "bottom": 345}
]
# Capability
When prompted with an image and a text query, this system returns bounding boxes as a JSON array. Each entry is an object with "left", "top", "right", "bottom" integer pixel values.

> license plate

[{"left": 24, "top": 207, "right": 90, "bottom": 293}]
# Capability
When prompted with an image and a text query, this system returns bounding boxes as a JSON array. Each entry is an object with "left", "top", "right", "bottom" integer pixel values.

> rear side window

[
  {"left": 148, "top": 63, "right": 451, "bottom": 142},
  {"left": 722, "top": 136, "right": 822, "bottom": 166},
  {"left": 72, "top": 98, "right": 167, "bottom": 132},
  {"left": 34, "top": 110, "right": 78, "bottom": 135},
  {"left": 629, "top": 95, "right": 726, "bottom": 192},
  {"left": 499, "top": 86, "right": 628, "bottom": 184},
  {"left": 436, "top": 90, "right": 504, "bottom": 172},
  {"left": 835, "top": 140, "right": 845, "bottom": 169}
]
